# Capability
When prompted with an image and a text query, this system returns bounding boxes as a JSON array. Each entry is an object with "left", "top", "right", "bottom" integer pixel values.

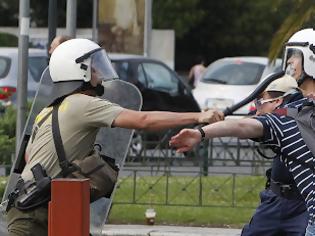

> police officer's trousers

[
  {"left": 7, "top": 206, "right": 48, "bottom": 236},
  {"left": 241, "top": 189, "right": 308, "bottom": 236}
]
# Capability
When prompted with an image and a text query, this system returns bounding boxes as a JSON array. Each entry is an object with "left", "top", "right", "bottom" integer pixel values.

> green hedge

[{"left": 0, "top": 33, "right": 18, "bottom": 47}]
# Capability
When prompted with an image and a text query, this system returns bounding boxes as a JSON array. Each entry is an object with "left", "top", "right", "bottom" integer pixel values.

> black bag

[{"left": 52, "top": 104, "right": 119, "bottom": 202}]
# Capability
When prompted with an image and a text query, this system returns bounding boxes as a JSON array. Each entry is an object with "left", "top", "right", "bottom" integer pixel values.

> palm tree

[{"left": 268, "top": 0, "right": 315, "bottom": 63}]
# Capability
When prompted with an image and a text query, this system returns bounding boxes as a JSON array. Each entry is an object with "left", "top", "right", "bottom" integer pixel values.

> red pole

[{"left": 48, "top": 179, "right": 90, "bottom": 236}]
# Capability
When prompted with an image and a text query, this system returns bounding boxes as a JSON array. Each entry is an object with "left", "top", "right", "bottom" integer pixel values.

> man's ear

[{"left": 275, "top": 98, "right": 284, "bottom": 107}]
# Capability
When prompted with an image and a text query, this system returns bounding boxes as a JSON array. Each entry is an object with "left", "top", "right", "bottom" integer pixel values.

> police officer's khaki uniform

[{"left": 7, "top": 93, "right": 123, "bottom": 236}]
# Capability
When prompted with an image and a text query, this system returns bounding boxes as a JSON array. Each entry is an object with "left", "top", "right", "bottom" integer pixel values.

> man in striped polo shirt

[
  {"left": 169, "top": 75, "right": 315, "bottom": 235},
  {"left": 171, "top": 28, "right": 315, "bottom": 235},
  {"left": 241, "top": 75, "right": 307, "bottom": 236}
]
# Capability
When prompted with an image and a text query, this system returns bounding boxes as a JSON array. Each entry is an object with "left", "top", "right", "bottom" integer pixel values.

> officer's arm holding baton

[{"left": 113, "top": 109, "right": 224, "bottom": 131}]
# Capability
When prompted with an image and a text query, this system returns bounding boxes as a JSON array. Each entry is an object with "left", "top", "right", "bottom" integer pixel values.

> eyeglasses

[{"left": 254, "top": 98, "right": 278, "bottom": 107}]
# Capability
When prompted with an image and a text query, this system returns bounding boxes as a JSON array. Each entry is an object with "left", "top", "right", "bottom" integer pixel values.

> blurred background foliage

[
  {"left": 0, "top": 105, "right": 16, "bottom": 166},
  {"left": 0, "top": 0, "right": 314, "bottom": 68},
  {"left": 0, "top": 102, "right": 31, "bottom": 166}
]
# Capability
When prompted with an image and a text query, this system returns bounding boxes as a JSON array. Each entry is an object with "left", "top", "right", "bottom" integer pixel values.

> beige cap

[{"left": 265, "top": 75, "right": 298, "bottom": 93}]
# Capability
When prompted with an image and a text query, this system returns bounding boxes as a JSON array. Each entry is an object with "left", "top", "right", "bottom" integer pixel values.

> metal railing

[
  {"left": 125, "top": 130, "right": 273, "bottom": 170},
  {"left": 114, "top": 169, "right": 266, "bottom": 208},
  {"left": 117, "top": 129, "right": 272, "bottom": 207}
]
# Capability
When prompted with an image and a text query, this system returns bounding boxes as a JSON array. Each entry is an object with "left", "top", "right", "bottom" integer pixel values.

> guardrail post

[{"left": 48, "top": 179, "right": 90, "bottom": 236}]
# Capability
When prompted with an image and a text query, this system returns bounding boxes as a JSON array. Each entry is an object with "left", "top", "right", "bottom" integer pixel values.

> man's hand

[
  {"left": 169, "top": 128, "right": 201, "bottom": 153},
  {"left": 198, "top": 109, "right": 224, "bottom": 124}
]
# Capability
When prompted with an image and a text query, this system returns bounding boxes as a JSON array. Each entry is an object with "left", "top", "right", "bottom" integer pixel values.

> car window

[
  {"left": 141, "top": 63, "right": 178, "bottom": 94},
  {"left": 202, "top": 61, "right": 265, "bottom": 85},
  {"left": 28, "top": 56, "right": 47, "bottom": 82},
  {"left": 112, "top": 61, "right": 129, "bottom": 81},
  {"left": 0, "top": 56, "right": 11, "bottom": 79},
  {"left": 137, "top": 64, "right": 147, "bottom": 86}
]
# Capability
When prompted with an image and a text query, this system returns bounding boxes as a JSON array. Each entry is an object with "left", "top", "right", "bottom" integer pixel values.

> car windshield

[
  {"left": 202, "top": 60, "right": 265, "bottom": 85},
  {"left": 140, "top": 63, "right": 178, "bottom": 94}
]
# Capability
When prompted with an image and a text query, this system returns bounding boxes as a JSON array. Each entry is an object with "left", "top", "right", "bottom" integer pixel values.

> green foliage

[
  {"left": 0, "top": 0, "right": 92, "bottom": 28},
  {"left": 152, "top": 0, "right": 206, "bottom": 38},
  {"left": 268, "top": 0, "right": 315, "bottom": 62},
  {"left": 152, "top": 0, "right": 296, "bottom": 69},
  {"left": 0, "top": 0, "right": 18, "bottom": 26},
  {"left": 0, "top": 0, "right": 301, "bottom": 68},
  {"left": 0, "top": 33, "right": 18, "bottom": 47},
  {"left": 0, "top": 102, "right": 31, "bottom": 165},
  {"left": 0, "top": 106, "right": 16, "bottom": 165}
]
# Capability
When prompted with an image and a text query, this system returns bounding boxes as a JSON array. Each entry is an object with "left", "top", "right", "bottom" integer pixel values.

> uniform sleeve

[
  {"left": 251, "top": 114, "right": 282, "bottom": 148},
  {"left": 84, "top": 97, "right": 124, "bottom": 128}
]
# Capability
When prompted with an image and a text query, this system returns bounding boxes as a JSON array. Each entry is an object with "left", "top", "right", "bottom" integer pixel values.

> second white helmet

[{"left": 283, "top": 28, "right": 315, "bottom": 80}]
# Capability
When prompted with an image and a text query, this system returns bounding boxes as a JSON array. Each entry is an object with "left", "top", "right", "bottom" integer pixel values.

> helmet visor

[
  {"left": 90, "top": 50, "right": 118, "bottom": 81},
  {"left": 283, "top": 48, "right": 304, "bottom": 79}
]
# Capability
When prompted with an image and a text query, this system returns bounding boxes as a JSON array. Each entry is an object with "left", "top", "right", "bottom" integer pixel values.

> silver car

[
  {"left": 193, "top": 56, "right": 282, "bottom": 115},
  {"left": 0, "top": 47, "right": 48, "bottom": 106}
]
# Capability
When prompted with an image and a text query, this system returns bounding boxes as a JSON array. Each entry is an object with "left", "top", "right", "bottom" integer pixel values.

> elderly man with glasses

[{"left": 171, "top": 74, "right": 313, "bottom": 236}]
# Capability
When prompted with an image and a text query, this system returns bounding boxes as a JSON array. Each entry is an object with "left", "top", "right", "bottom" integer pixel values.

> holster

[{"left": 7, "top": 163, "right": 51, "bottom": 212}]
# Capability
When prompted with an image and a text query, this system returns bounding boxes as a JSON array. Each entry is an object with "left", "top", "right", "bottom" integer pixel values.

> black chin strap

[
  {"left": 297, "top": 72, "right": 307, "bottom": 86},
  {"left": 79, "top": 82, "right": 104, "bottom": 96}
]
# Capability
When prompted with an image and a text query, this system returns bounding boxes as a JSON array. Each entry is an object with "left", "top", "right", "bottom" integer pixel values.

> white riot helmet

[
  {"left": 49, "top": 38, "right": 118, "bottom": 102},
  {"left": 283, "top": 28, "right": 315, "bottom": 85}
]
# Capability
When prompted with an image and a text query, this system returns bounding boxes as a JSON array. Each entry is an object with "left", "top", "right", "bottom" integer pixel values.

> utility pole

[
  {"left": 144, "top": 0, "right": 152, "bottom": 57},
  {"left": 16, "top": 0, "right": 30, "bottom": 152},
  {"left": 48, "top": 0, "right": 58, "bottom": 52},
  {"left": 66, "top": 0, "right": 77, "bottom": 38},
  {"left": 92, "top": 0, "right": 98, "bottom": 42}
]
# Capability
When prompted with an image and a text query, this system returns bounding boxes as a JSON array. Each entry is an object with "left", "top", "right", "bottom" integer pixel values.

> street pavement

[
  {"left": 0, "top": 221, "right": 243, "bottom": 235},
  {"left": 102, "top": 224, "right": 242, "bottom": 236}
]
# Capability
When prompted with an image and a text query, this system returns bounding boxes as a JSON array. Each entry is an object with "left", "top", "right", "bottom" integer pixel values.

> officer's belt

[{"left": 270, "top": 179, "right": 302, "bottom": 200}]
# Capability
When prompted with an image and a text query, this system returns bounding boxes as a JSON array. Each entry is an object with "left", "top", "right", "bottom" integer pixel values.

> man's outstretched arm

[{"left": 169, "top": 118, "right": 264, "bottom": 153}]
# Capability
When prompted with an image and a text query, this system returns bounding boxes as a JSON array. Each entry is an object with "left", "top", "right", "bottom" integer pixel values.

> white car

[
  {"left": 0, "top": 47, "right": 48, "bottom": 106},
  {"left": 192, "top": 56, "right": 282, "bottom": 115}
]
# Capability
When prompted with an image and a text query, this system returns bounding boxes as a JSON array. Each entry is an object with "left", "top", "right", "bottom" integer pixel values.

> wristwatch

[{"left": 197, "top": 127, "right": 206, "bottom": 142}]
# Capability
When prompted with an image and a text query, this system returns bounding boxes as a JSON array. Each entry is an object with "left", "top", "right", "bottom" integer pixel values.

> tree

[
  {"left": 268, "top": 0, "right": 315, "bottom": 62},
  {"left": 30, "top": 0, "right": 92, "bottom": 28},
  {"left": 0, "top": 0, "right": 92, "bottom": 28},
  {"left": 152, "top": 0, "right": 206, "bottom": 38},
  {"left": 162, "top": 0, "right": 295, "bottom": 69},
  {"left": 0, "top": 0, "right": 18, "bottom": 26}
]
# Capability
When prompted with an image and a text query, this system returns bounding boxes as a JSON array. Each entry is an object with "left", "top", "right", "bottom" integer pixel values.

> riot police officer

[{"left": 6, "top": 39, "right": 224, "bottom": 236}]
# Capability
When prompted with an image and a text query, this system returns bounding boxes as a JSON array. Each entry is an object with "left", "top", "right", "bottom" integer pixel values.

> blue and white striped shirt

[{"left": 253, "top": 98, "right": 315, "bottom": 223}]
